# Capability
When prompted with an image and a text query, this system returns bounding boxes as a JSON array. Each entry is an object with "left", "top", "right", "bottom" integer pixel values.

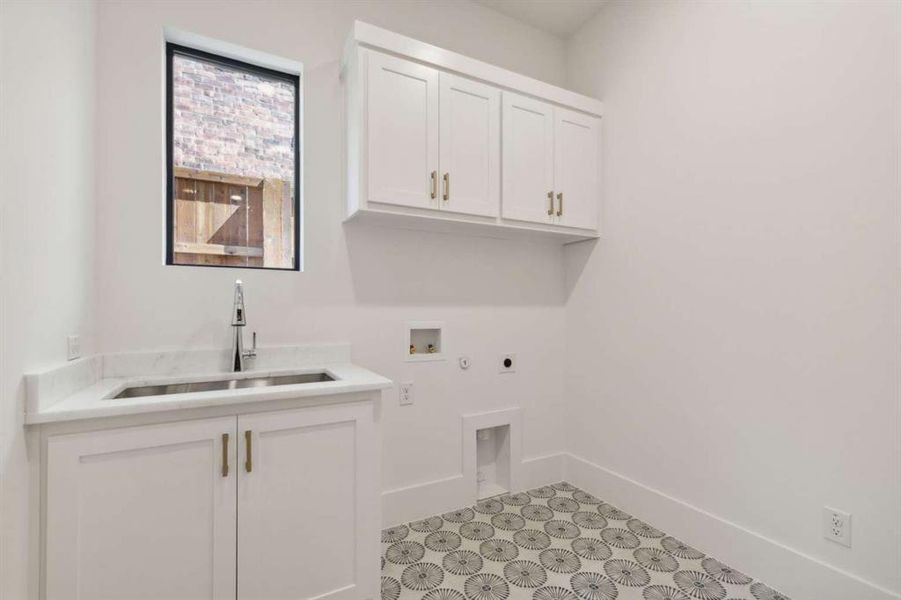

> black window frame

[{"left": 165, "top": 42, "right": 301, "bottom": 271}]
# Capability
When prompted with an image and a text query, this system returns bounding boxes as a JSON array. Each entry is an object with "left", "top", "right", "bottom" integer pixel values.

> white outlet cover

[
  {"left": 399, "top": 382, "right": 414, "bottom": 406},
  {"left": 823, "top": 506, "right": 851, "bottom": 547},
  {"left": 67, "top": 335, "right": 81, "bottom": 361},
  {"left": 499, "top": 353, "right": 516, "bottom": 373}
]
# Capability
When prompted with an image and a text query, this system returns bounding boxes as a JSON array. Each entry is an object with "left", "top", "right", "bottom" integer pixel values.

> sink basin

[{"left": 111, "top": 372, "right": 335, "bottom": 400}]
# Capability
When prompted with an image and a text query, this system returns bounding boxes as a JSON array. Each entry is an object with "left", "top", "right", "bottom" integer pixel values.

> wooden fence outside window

[{"left": 172, "top": 166, "right": 294, "bottom": 269}]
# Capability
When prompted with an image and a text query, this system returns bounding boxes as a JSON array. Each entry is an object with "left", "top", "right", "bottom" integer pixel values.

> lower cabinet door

[
  {"left": 45, "top": 417, "right": 238, "bottom": 600},
  {"left": 237, "top": 403, "right": 379, "bottom": 600}
]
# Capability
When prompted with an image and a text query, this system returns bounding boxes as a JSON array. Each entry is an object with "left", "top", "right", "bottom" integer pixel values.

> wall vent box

[
  {"left": 406, "top": 321, "right": 444, "bottom": 362},
  {"left": 476, "top": 425, "right": 511, "bottom": 499},
  {"left": 463, "top": 408, "right": 522, "bottom": 504}
]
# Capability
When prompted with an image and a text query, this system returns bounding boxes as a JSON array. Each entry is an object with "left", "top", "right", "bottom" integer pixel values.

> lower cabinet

[
  {"left": 45, "top": 402, "right": 379, "bottom": 600},
  {"left": 236, "top": 404, "right": 378, "bottom": 599}
]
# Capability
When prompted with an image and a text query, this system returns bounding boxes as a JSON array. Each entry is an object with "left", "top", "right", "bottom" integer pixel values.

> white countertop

[
  {"left": 24, "top": 344, "right": 393, "bottom": 425},
  {"left": 26, "top": 363, "right": 391, "bottom": 425}
]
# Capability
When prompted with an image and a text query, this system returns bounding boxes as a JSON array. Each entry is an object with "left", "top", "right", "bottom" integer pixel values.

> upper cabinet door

[
  {"left": 237, "top": 403, "right": 379, "bottom": 600},
  {"left": 438, "top": 73, "right": 500, "bottom": 218},
  {"left": 46, "top": 418, "right": 238, "bottom": 600},
  {"left": 554, "top": 108, "right": 600, "bottom": 230},
  {"left": 367, "top": 51, "right": 439, "bottom": 210},
  {"left": 501, "top": 92, "right": 555, "bottom": 224}
]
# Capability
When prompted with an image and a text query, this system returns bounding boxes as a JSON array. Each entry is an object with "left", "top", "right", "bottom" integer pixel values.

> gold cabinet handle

[
  {"left": 430, "top": 171, "right": 437, "bottom": 199},
  {"left": 443, "top": 173, "right": 450, "bottom": 201},
  {"left": 556, "top": 192, "right": 563, "bottom": 217},
  {"left": 547, "top": 191, "right": 554, "bottom": 216},
  {"left": 244, "top": 430, "right": 253, "bottom": 473},
  {"left": 221, "top": 433, "right": 229, "bottom": 477}
]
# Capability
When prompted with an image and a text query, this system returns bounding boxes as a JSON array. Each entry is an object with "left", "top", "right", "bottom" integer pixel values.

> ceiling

[{"left": 474, "top": 0, "right": 607, "bottom": 38}]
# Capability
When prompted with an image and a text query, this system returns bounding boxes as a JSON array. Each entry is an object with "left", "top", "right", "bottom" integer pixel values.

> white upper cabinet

[
  {"left": 439, "top": 73, "right": 500, "bottom": 218},
  {"left": 367, "top": 51, "right": 439, "bottom": 210},
  {"left": 502, "top": 95, "right": 601, "bottom": 230},
  {"left": 345, "top": 22, "right": 603, "bottom": 242},
  {"left": 501, "top": 92, "right": 555, "bottom": 225},
  {"left": 554, "top": 107, "right": 600, "bottom": 230}
]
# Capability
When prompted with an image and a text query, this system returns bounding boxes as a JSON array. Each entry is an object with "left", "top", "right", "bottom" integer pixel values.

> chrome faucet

[{"left": 230, "top": 280, "right": 257, "bottom": 372}]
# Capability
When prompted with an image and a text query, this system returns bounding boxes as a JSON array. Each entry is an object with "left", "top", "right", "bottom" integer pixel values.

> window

[{"left": 166, "top": 43, "right": 300, "bottom": 270}]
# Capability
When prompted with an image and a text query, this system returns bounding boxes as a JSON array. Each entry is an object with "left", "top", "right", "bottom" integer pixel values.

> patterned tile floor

[{"left": 381, "top": 482, "right": 791, "bottom": 600}]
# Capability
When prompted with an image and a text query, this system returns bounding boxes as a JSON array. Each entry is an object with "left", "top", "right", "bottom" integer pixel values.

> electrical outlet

[
  {"left": 499, "top": 353, "right": 516, "bottom": 374},
  {"left": 823, "top": 506, "right": 851, "bottom": 547},
  {"left": 399, "top": 382, "right": 414, "bottom": 406},
  {"left": 67, "top": 335, "right": 81, "bottom": 361}
]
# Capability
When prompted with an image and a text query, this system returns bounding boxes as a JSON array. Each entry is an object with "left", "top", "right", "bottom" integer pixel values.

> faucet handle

[{"left": 244, "top": 331, "right": 258, "bottom": 359}]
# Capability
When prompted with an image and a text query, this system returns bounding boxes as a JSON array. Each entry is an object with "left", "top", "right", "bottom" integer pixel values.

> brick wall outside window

[{"left": 172, "top": 54, "right": 295, "bottom": 186}]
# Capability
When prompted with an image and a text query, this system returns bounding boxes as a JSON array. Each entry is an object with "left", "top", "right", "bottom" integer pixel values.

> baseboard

[
  {"left": 381, "top": 452, "right": 565, "bottom": 528},
  {"left": 521, "top": 452, "right": 566, "bottom": 490},
  {"left": 563, "top": 453, "right": 900, "bottom": 600},
  {"left": 382, "top": 474, "right": 466, "bottom": 529}
]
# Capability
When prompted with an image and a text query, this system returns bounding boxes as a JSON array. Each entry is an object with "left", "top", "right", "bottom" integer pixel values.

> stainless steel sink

[{"left": 111, "top": 372, "right": 335, "bottom": 399}]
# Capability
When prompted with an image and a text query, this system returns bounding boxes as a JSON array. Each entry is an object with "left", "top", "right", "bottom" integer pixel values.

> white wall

[
  {"left": 564, "top": 1, "right": 901, "bottom": 597},
  {"left": 0, "top": 1, "right": 97, "bottom": 598},
  {"left": 93, "top": 0, "right": 568, "bottom": 517}
]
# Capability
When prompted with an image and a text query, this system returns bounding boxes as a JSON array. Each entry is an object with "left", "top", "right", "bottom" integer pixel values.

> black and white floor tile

[{"left": 381, "top": 482, "right": 791, "bottom": 600}]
